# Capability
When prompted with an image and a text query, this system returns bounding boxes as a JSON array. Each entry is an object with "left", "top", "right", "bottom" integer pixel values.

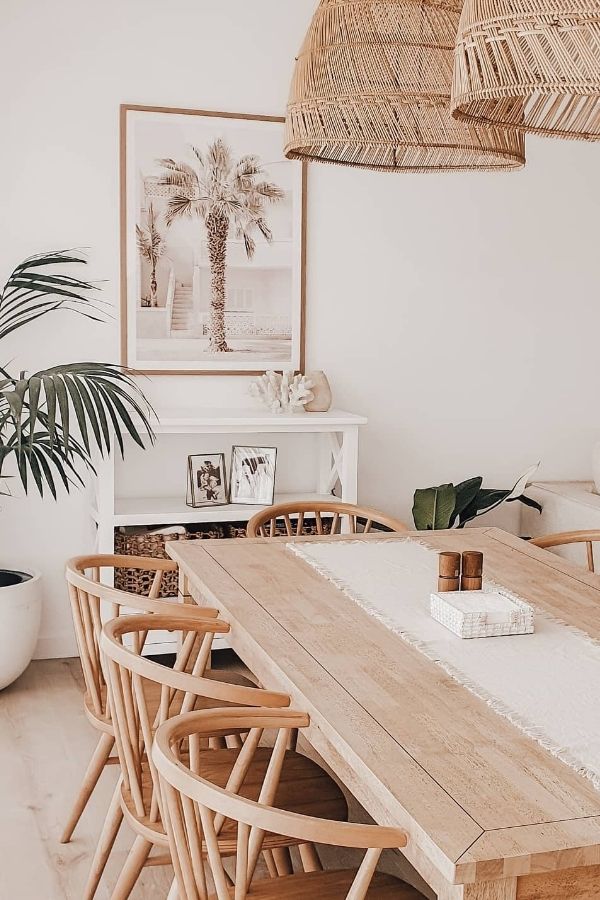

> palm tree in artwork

[
  {"left": 136, "top": 202, "right": 166, "bottom": 307},
  {"left": 157, "top": 139, "right": 284, "bottom": 352}
]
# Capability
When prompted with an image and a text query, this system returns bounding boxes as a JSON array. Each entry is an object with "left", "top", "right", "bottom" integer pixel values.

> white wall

[{"left": 2, "top": 0, "right": 599, "bottom": 657}]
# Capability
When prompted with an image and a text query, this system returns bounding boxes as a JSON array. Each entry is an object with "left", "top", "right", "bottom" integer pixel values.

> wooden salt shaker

[
  {"left": 438, "top": 551, "right": 461, "bottom": 592},
  {"left": 461, "top": 551, "right": 483, "bottom": 591}
]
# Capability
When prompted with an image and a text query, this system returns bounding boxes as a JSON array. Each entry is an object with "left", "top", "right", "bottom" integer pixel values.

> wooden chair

[
  {"left": 247, "top": 500, "right": 408, "bottom": 538},
  {"left": 62, "top": 554, "right": 220, "bottom": 846},
  {"left": 530, "top": 530, "right": 600, "bottom": 572},
  {"left": 154, "top": 707, "right": 425, "bottom": 899},
  {"left": 97, "top": 614, "right": 348, "bottom": 900}
]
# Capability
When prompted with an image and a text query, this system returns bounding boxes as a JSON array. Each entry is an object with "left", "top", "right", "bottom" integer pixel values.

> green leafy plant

[
  {"left": 412, "top": 464, "right": 542, "bottom": 530},
  {"left": 0, "top": 250, "right": 154, "bottom": 498}
]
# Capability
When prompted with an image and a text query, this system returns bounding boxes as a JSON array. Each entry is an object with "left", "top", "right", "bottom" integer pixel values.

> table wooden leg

[
  {"left": 439, "top": 879, "right": 517, "bottom": 900},
  {"left": 178, "top": 569, "right": 191, "bottom": 604}
]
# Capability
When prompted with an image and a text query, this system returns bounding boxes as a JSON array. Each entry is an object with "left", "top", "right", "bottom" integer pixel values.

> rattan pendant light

[
  {"left": 284, "top": 0, "right": 525, "bottom": 171},
  {"left": 452, "top": 0, "right": 600, "bottom": 140}
]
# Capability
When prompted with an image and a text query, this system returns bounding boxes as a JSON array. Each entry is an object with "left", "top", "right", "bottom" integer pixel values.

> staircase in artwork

[{"left": 170, "top": 284, "right": 193, "bottom": 334}]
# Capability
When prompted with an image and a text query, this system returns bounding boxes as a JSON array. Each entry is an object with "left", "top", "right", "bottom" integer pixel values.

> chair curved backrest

[
  {"left": 247, "top": 500, "right": 408, "bottom": 538},
  {"left": 530, "top": 530, "right": 600, "bottom": 573},
  {"left": 154, "top": 707, "right": 409, "bottom": 900},
  {"left": 65, "top": 555, "right": 219, "bottom": 723},
  {"left": 101, "top": 615, "right": 291, "bottom": 837}
]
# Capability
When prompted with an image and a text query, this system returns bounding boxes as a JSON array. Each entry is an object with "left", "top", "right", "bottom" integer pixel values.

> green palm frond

[
  {"left": 3, "top": 428, "right": 89, "bottom": 499},
  {"left": 0, "top": 392, "right": 93, "bottom": 499},
  {"left": 0, "top": 252, "right": 156, "bottom": 499},
  {"left": 0, "top": 250, "right": 108, "bottom": 340},
  {"left": 1, "top": 363, "right": 155, "bottom": 458}
]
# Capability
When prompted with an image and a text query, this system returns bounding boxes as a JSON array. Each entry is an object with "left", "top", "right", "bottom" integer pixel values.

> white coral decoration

[{"left": 249, "top": 370, "right": 314, "bottom": 414}]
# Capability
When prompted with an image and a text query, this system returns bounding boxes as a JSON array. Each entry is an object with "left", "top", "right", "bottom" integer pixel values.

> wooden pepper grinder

[
  {"left": 461, "top": 551, "right": 483, "bottom": 591},
  {"left": 438, "top": 552, "right": 461, "bottom": 592}
]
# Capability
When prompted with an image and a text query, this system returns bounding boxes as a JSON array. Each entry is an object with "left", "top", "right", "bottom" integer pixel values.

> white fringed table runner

[{"left": 289, "top": 538, "right": 600, "bottom": 789}]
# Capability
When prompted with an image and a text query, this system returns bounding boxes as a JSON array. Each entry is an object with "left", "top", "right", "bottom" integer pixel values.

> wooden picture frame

[{"left": 120, "top": 104, "right": 306, "bottom": 376}]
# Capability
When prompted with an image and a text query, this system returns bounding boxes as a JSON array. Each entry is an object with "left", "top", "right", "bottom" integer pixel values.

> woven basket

[
  {"left": 452, "top": 0, "right": 600, "bottom": 140},
  {"left": 285, "top": 0, "right": 525, "bottom": 171},
  {"left": 114, "top": 527, "right": 226, "bottom": 598}
]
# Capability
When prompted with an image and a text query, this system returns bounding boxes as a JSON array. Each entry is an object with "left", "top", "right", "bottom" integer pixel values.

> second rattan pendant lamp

[
  {"left": 451, "top": 0, "right": 600, "bottom": 140},
  {"left": 284, "top": 0, "right": 525, "bottom": 171}
]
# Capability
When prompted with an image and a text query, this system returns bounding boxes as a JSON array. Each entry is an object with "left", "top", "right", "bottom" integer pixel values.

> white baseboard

[
  {"left": 34, "top": 633, "right": 79, "bottom": 660},
  {"left": 33, "top": 631, "right": 230, "bottom": 661}
]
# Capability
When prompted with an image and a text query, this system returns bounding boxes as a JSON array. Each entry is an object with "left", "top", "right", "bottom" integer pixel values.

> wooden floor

[
  {"left": 0, "top": 658, "right": 174, "bottom": 899},
  {"left": 0, "top": 655, "right": 433, "bottom": 900},
  {"left": 0, "top": 651, "right": 253, "bottom": 899}
]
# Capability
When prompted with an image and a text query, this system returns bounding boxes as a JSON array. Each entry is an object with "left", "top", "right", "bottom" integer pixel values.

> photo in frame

[
  {"left": 121, "top": 104, "right": 306, "bottom": 375},
  {"left": 230, "top": 446, "right": 277, "bottom": 506},
  {"left": 186, "top": 453, "right": 228, "bottom": 508}
]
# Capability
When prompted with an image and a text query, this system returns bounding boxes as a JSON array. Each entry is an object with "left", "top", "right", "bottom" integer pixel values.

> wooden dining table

[{"left": 167, "top": 527, "right": 600, "bottom": 900}]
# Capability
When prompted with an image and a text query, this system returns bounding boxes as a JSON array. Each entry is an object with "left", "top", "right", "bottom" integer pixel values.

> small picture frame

[
  {"left": 230, "top": 446, "right": 277, "bottom": 506},
  {"left": 186, "top": 453, "right": 228, "bottom": 508}
]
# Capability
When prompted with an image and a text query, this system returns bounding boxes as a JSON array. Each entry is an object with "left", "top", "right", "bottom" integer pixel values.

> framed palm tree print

[{"left": 120, "top": 104, "right": 306, "bottom": 375}]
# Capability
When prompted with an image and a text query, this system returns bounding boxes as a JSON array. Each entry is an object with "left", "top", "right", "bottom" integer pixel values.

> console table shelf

[
  {"left": 93, "top": 407, "right": 367, "bottom": 653},
  {"left": 94, "top": 492, "right": 337, "bottom": 528},
  {"left": 141, "top": 408, "right": 367, "bottom": 434}
]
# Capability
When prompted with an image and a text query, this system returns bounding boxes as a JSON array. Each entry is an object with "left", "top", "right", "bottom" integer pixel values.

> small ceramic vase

[{"left": 304, "top": 371, "right": 332, "bottom": 412}]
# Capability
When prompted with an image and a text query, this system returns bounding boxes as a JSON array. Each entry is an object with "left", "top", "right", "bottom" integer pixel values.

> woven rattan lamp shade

[
  {"left": 284, "top": 0, "right": 525, "bottom": 171},
  {"left": 452, "top": 0, "right": 600, "bottom": 140}
]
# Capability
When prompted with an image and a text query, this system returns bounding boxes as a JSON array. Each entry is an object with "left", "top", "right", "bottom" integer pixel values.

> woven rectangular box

[{"left": 430, "top": 589, "right": 534, "bottom": 639}]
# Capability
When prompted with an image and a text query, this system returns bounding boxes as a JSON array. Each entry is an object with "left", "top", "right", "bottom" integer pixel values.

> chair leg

[
  {"left": 61, "top": 732, "right": 115, "bottom": 843},
  {"left": 299, "top": 843, "right": 323, "bottom": 872},
  {"left": 272, "top": 847, "right": 294, "bottom": 875},
  {"left": 110, "top": 835, "right": 153, "bottom": 900},
  {"left": 82, "top": 780, "right": 124, "bottom": 900},
  {"left": 262, "top": 849, "right": 279, "bottom": 878}
]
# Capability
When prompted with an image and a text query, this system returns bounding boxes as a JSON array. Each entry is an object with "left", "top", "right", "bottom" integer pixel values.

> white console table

[{"left": 92, "top": 408, "right": 367, "bottom": 652}]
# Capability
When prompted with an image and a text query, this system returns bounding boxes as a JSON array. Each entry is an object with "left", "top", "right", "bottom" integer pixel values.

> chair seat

[
  {"left": 121, "top": 747, "right": 348, "bottom": 850},
  {"left": 84, "top": 668, "right": 255, "bottom": 731},
  {"left": 204, "top": 669, "right": 256, "bottom": 689},
  {"left": 209, "top": 869, "right": 424, "bottom": 898}
]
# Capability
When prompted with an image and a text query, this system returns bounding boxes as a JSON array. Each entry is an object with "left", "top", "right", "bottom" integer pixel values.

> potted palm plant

[{"left": 0, "top": 250, "right": 154, "bottom": 689}]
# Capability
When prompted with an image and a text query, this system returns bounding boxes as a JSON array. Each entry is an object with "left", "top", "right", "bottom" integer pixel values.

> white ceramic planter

[{"left": 0, "top": 569, "right": 42, "bottom": 690}]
